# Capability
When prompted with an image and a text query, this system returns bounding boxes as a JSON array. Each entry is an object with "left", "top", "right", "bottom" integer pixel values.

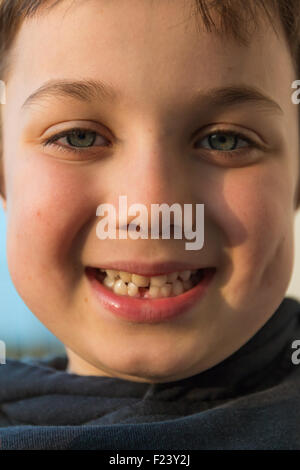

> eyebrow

[
  {"left": 21, "top": 78, "right": 119, "bottom": 109},
  {"left": 193, "top": 85, "right": 283, "bottom": 115},
  {"left": 21, "top": 78, "right": 283, "bottom": 116}
]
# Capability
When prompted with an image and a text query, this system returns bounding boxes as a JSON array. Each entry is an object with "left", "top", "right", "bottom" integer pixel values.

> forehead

[{"left": 5, "top": 0, "right": 295, "bottom": 117}]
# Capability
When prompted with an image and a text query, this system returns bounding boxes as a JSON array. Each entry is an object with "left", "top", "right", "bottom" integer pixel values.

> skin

[{"left": 0, "top": 0, "right": 299, "bottom": 382}]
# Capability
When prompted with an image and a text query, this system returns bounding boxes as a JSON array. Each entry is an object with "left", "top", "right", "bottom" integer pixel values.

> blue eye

[
  {"left": 195, "top": 131, "right": 250, "bottom": 152},
  {"left": 42, "top": 127, "right": 110, "bottom": 155},
  {"left": 65, "top": 129, "right": 97, "bottom": 148}
]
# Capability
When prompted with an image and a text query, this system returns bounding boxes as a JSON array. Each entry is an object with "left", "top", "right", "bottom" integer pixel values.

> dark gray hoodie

[{"left": 0, "top": 297, "right": 300, "bottom": 450}]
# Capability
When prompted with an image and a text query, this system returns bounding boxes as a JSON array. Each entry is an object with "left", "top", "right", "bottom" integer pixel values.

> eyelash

[
  {"left": 194, "top": 129, "right": 259, "bottom": 157},
  {"left": 42, "top": 127, "right": 258, "bottom": 157},
  {"left": 42, "top": 127, "right": 110, "bottom": 156}
]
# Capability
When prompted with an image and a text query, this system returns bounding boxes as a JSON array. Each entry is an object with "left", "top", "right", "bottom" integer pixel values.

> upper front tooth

[
  {"left": 179, "top": 270, "right": 191, "bottom": 281},
  {"left": 150, "top": 274, "right": 168, "bottom": 287},
  {"left": 106, "top": 269, "right": 118, "bottom": 279},
  {"left": 131, "top": 274, "right": 150, "bottom": 287},
  {"left": 120, "top": 271, "right": 132, "bottom": 283},
  {"left": 167, "top": 272, "right": 178, "bottom": 282}
]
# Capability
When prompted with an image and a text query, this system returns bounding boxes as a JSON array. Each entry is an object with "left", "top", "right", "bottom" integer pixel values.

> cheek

[
  {"left": 5, "top": 155, "right": 99, "bottom": 294},
  {"left": 216, "top": 166, "right": 294, "bottom": 297}
]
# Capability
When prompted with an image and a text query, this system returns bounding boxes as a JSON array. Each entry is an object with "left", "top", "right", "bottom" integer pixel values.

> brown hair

[
  {"left": 2, "top": 0, "right": 300, "bottom": 77},
  {"left": 0, "top": 0, "right": 300, "bottom": 197}
]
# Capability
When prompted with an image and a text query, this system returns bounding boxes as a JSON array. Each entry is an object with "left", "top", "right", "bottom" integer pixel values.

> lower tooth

[
  {"left": 172, "top": 280, "right": 184, "bottom": 295},
  {"left": 113, "top": 279, "right": 128, "bottom": 295},
  {"left": 183, "top": 280, "right": 193, "bottom": 291},
  {"left": 127, "top": 282, "right": 139, "bottom": 297},
  {"left": 104, "top": 277, "right": 115, "bottom": 288},
  {"left": 160, "top": 284, "right": 172, "bottom": 297},
  {"left": 148, "top": 286, "right": 160, "bottom": 298}
]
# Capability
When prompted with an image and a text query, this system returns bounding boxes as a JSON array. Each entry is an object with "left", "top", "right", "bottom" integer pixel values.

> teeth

[
  {"left": 183, "top": 280, "right": 193, "bottom": 291},
  {"left": 148, "top": 286, "right": 160, "bottom": 298},
  {"left": 99, "top": 268, "right": 201, "bottom": 298},
  {"left": 178, "top": 270, "right": 191, "bottom": 281},
  {"left": 172, "top": 280, "right": 184, "bottom": 296},
  {"left": 167, "top": 272, "right": 178, "bottom": 282},
  {"left": 106, "top": 269, "right": 118, "bottom": 280},
  {"left": 120, "top": 271, "right": 132, "bottom": 283},
  {"left": 113, "top": 279, "right": 128, "bottom": 296},
  {"left": 103, "top": 277, "right": 115, "bottom": 288},
  {"left": 131, "top": 274, "right": 150, "bottom": 287},
  {"left": 160, "top": 284, "right": 172, "bottom": 297},
  {"left": 150, "top": 274, "right": 168, "bottom": 287},
  {"left": 127, "top": 282, "right": 139, "bottom": 297}
]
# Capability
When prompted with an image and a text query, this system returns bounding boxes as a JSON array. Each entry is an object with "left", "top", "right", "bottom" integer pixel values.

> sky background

[
  {"left": 0, "top": 206, "right": 299, "bottom": 359},
  {"left": 0, "top": 207, "right": 65, "bottom": 358}
]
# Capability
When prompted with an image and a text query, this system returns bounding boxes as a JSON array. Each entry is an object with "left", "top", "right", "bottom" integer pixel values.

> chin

[{"left": 93, "top": 349, "right": 196, "bottom": 383}]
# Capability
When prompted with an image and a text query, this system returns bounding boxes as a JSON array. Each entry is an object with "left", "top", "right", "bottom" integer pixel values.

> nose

[
  {"left": 94, "top": 123, "right": 206, "bottom": 248},
  {"left": 112, "top": 128, "right": 195, "bottom": 213},
  {"left": 103, "top": 127, "right": 201, "bottom": 239}
]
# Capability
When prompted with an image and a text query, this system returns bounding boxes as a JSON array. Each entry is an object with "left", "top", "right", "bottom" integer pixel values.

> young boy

[{"left": 0, "top": 0, "right": 300, "bottom": 450}]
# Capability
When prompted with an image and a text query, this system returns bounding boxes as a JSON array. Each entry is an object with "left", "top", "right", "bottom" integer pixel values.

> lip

[
  {"left": 85, "top": 260, "right": 209, "bottom": 277},
  {"left": 85, "top": 265, "right": 216, "bottom": 324}
]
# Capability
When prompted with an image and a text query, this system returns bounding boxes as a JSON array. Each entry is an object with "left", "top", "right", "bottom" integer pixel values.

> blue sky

[{"left": 0, "top": 207, "right": 64, "bottom": 357}]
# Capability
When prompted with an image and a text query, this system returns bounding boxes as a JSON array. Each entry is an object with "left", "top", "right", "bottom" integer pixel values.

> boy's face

[{"left": 1, "top": 0, "right": 299, "bottom": 382}]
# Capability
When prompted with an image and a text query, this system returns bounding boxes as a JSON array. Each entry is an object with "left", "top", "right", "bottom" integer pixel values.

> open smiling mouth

[{"left": 85, "top": 266, "right": 217, "bottom": 323}]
